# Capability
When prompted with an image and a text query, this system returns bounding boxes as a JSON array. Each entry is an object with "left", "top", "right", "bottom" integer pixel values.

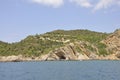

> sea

[{"left": 0, "top": 61, "right": 120, "bottom": 80}]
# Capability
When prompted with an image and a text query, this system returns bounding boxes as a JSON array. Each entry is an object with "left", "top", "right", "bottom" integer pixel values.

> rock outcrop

[
  {"left": 0, "top": 55, "right": 33, "bottom": 62},
  {"left": 45, "top": 41, "right": 98, "bottom": 60}
]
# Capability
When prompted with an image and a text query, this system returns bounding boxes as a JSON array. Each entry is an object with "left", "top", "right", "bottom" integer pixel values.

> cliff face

[{"left": 46, "top": 42, "right": 87, "bottom": 60}]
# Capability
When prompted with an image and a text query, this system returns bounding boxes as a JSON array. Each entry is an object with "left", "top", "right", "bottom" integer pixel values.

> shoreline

[
  {"left": 0, "top": 59, "right": 120, "bottom": 62},
  {"left": 0, "top": 55, "right": 119, "bottom": 62}
]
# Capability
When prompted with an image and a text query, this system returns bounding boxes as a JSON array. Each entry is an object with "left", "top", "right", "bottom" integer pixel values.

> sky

[{"left": 0, "top": 0, "right": 120, "bottom": 43}]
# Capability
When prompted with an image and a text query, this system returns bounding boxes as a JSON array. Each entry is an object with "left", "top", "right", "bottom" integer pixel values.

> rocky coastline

[
  {"left": 0, "top": 52, "right": 119, "bottom": 62},
  {"left": 0, "top": 29, "right": 120, "bottom": 62}
]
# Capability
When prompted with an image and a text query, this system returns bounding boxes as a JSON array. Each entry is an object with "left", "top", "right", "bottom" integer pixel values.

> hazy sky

[{"left": 0, "top": 0, "right": 120, "bottom": 43}]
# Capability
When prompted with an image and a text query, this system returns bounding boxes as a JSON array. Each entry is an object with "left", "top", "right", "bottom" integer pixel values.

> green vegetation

[
  {"left": 0, "top": 29, "right": 109, "bottom": 57},
  {"left": 96, "top": 43, "right": 108, "bottom": 56},
  {"left": 46, "top": 30, "right": 108, "bottom": 43}
]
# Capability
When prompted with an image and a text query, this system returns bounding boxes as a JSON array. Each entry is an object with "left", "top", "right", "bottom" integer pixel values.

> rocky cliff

[
  {"left": 102, "top": 29, "right": 120, "bottom": 59},
  {"left": 45, "top": 42, "right": 95, "bottom": 60}
]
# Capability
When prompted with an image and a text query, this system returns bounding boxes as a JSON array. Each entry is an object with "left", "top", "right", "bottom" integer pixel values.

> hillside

[{"left": 0, "top": 29, "right": 120, "bottom": 61}]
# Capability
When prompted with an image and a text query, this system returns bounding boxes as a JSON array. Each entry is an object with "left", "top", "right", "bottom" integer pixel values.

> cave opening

[
  {"left": 59, "top": 55, "right": 66, "bottom": 59},
  {"left": 55, "top": 52, "right": 66, "bottom": 60}
]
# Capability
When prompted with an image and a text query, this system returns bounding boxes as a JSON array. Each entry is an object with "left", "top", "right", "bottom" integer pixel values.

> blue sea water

[{"left": 0, "top": 61, "right": 120, "bottom": 80}]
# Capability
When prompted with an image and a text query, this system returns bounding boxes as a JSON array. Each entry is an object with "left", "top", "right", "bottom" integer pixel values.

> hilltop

[{"left": 0, "top": 29, "right": 120, "bottom": 61}]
